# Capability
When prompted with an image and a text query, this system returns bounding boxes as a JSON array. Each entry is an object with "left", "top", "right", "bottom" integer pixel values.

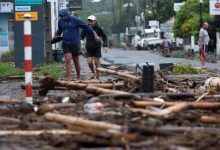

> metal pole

[
  {"left": 112, "top": 0, "right": 115, "bottom": 26},
  {"left": 128, "top": 0, "right": 131, "bottom": 34},
  {"left": 142, "top": 65, "right": 154, "bottom": 93},
  {"left": 199, "top": 0, "right": 203, "bottom": 27},
  {"left": 143, "top": 0, "right": 146, "bottom": 37},
  {"left": 24, "top": 14, "right": 33, "bottom": 104}
]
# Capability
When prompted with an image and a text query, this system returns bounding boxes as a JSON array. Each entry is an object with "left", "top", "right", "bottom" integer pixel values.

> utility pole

[
  {"left": 119, "top": 0, "right": 122, "bottom": 20},
  {"left": 127, "top": 0, "right": 131, "bottom": 34},
  {"left": 44, "top": 1, "right": 53, "bottom": 63},
  {"left": 143, "top": 0, "right": 146, "bottom": 37},
  {"left": 135, "top": 1, "right": 139, "bottom": 31},
  {"left": 199, "top": 0, "right": 203, "bottom": 27},
  {"left": 112, "top": 0, "right": 116, "bottom": 28}
]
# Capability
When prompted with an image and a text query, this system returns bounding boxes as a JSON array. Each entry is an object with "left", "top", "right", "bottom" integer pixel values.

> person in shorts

[
  {"left": 81, "top": 15, "right": 108, "bottom": 79},
  {"left": 54, "top": 9, "right": 100, "bottom": 80},
  {"left": 198, "top": 22, "right": 209, "bottom": 69}
]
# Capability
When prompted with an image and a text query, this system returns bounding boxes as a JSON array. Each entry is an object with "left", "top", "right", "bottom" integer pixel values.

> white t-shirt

[{"left": 199, "top": 28, "right": 209, "bottom": 45}]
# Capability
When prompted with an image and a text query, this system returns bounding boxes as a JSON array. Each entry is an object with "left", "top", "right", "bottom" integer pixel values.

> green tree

[
  {"left": 75, "top": 0, "right": 179, "bottom": 34},
  {"left": 148, "top": 0, "right": 175, "bottom": 23},
  {"left": 173, "top": 0, "right": 214, "bottom": 38}
]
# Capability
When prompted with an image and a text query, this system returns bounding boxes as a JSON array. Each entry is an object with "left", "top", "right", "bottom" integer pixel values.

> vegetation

[
  {"left": 75, "top": 0, "right": 216, "bottom": 42},
  {"left": 0, "top": 61, "right": 64, "bottom": 79},
  {"left": 0, "top": 50, "right": 15, "bottom": 62},
  {"left": 173, "top": 64, "right": 206, "bottom": 75},
  {"left": 0, "top": 49, "right": 64, "bottom": 79},
  {"left": 0, "top": 62, "right": 24, "bottom": 79},
  {"left": 171, "top": 50, "right": 199, "bottom": 60},
  {"left": 76, "top": 0, "right": 177, "bottom": 34},
  {"left": 33, "top": 63, "right": 64, "bottom": 79},
  {"left": 173, "top": 0, "right": 215, "bottom": 40}
]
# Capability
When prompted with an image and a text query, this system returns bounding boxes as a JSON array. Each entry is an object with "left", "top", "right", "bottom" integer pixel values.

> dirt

[{"left": 0, "top": 64, "right": 220, "bottom": 150}]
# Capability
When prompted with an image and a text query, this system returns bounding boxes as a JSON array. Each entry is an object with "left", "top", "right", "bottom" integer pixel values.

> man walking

[
  {"left": 81, "top": 15, "right": 108, "bottom": 79},
  {"left": 54, "top": 9, "right": 100, "bottom": 80},
  {"left": 198, "top": 22, "right": 209, "bottom": 69}
]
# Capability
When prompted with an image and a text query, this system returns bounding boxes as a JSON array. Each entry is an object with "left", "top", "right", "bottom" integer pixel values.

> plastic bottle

[{"left": 83, "top": 102, "right": 103, "bottom": 113}]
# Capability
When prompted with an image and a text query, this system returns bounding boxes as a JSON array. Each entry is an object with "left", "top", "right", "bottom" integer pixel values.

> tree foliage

[
  {"left": 149, "top": 0, "right": 175, "bottom": 23},
  {"left": 75, "top": 0, "right": 179, "bottom": 34},
  {"left": 173, "top": 0, "right": 214, "bottom": 38}
]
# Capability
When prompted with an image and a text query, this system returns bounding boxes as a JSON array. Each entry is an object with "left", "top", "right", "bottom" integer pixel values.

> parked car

[{"left": 139, "top": 38, "right": 163, "bottom": 50}]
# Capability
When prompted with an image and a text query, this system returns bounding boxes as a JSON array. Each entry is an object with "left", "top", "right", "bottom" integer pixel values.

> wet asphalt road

[{"left": 102, "top": 48, "right": 220, "bottom": 70}]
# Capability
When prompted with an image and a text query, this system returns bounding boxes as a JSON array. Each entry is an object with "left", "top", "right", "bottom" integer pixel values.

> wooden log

[
  {"left": 201, "top": 116, "right": 220, "bottom": 124},
  {"left": 56, "top": 80, "right": 125, "bottom": 90},
  {"left": 163, "top": 103, "right": 189, "bottom": 115},
  {"left": 165, "top": 87, "right": 179, "bottom": 93},
  {"left": 45, "top": 113, "right": 122, "bottom": 131},
  {"left": 139, "top": 93, "right": 195, "bottom": 100},
  {"left": 132, "top": 101, "right": 220, "bottom": 110},
  {"left": 0, "top": 99, "right": 23, "bottom": 104},
  {"left": 128, "top": 103, "right": 189, "bottom": 118},
  {"left": 129, "top": 107, "right": 166, "bottom": 117},
  {"left": 38, "top": 76, "right": 125, "bottom": 96},
  {"left": 74, "top": 79, "right": 107, "bottom": 84},
  {"left": 157, "top": 126, "right": 220, "bottom": 134},
  {"left": 98, "top": 93, "right": 141, "bottom": 100},
  {"left": 128, "top": 125, "right": 220, "bottom": 136},
  {"left": 21, "top": 84, "right": 41, "bottom": 90},
  {"left": 39, "top": 76, "right": 125, "bottom": 90},
  {"left": 86, "top": 86, "right": 130, "bottom": 95},
  {"left": 5, "top": 76, "right": 24, "bottom": 80},
  {"left": 55, "top": 81, "right": 87, "bottom": 90},
  {"left": 6, "top": 75, "right": 45, "bottom": 81},
  {"left": 0, "top": 130, "right": 80, "bottom": 136},
  {"left": 97, "top": 67, "right": 141, "bottom": 82},
  {"left": 157, "top": 70, "right": 178, "bottom": 85},
  {"left": 38, "top": 103, "right": 76, "bottom": 114},
  {"left": 69, "top": 126, "right": 138, "bottom": 141},
  {"left": 0, "top": 117, "right": 21, "bottom": 124}
]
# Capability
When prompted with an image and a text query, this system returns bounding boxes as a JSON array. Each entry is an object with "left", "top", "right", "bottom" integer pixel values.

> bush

[
  {"left": 34, "top": 63, "right": 64, "bottom": 79},
  {"left": 0, "top": 61, "right": 64, "bottom": 79},
  {"left": 0, "top": 62, "right": 24, "bottom": 79},
  {"left": 173, "top": 64, "right": 206, "bottom": 75},
  {"left": 171, "top": 49, "right": 196, "bottom": 59}
]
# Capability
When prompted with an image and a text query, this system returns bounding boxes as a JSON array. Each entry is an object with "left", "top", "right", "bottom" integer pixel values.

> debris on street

[{"left": 0, "top": 62, "right": 220, "bottom": 150}]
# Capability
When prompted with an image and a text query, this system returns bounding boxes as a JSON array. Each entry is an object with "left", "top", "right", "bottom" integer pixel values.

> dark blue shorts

[
  {"left": 86, "top": 47, "right": 101, "bottom": 58},
  {"left": 200, "top": 45, "right": 208, "bottom": 54},
  {"left": 200, "top": 45, "right": 208, "bottom": 58},
  {"left": 62, "top": 43, "right": 80, "bottom": 56},
  {"left": 202, "top": 45, "right": 208, "bottom": 52}
]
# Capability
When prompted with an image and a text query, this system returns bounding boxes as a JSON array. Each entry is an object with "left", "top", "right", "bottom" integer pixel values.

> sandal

[{"left": 89, "top": 73, "right": 96, "bottom": 79}]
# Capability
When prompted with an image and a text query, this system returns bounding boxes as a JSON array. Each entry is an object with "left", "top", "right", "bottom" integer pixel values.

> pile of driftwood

[
  {"left": 1, "top": 66, "right": 220, "bottom": 148},
  {"left": 36, "top": 66, "right": 220, "bottom": 111},
  {"left": 38, "top": 67, "right": 141, "bottom": 96},
  {"left": 36, "top": 67, "right": 220, "bottom": 122}
]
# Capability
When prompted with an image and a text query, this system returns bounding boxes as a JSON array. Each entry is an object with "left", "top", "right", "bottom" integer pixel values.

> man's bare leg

[
  {"left": 72, "top": 55, "right": 81, "bottom": 80},
  {"left": 200, "top": 56, "right": 206, "bottom": 68},
  {"left": 87, "top": 57, "right": 95, "bottom": 73},
  {"left": 64, "top": 53, "right": 72, "bottom": 81},
  {"left": 94, "top": 57, "right": 101, "bottom": 79}
]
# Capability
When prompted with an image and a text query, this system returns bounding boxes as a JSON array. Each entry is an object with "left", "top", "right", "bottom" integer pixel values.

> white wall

[{"left": 47, "top": 0, "right": 59, "bottom": 50}]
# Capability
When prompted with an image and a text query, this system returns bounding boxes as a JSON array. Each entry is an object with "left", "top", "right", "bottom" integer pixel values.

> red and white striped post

[{"left": 24, "top": 14, "right": 33, "bottom": 104}]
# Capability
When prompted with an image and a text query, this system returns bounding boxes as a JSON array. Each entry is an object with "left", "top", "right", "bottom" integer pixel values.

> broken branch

[
  {"left": 201, "top": 116, "right": 220, "bottom": 124},
  {"left": 132, "top": 101, "right": 220, "bottom": 110},
  {"left": 45, "top": 113, "right": 122, "bottom": 131},
  {"left": 86, "top": 86, "right": 130, "bottom": 95},
  {"left": 38, "top": 103, "right": 76, "bottom": 114},
  {"left": 97, "top": 68, "right": 141, "bottom": 82}
]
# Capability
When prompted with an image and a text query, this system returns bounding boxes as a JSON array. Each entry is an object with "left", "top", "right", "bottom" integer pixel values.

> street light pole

[{"left": 199, "top": 0, "right": 203, "bottom": 27}]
